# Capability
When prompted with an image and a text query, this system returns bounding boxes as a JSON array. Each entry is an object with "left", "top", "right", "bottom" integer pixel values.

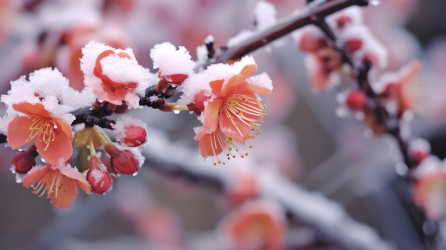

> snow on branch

[{"left": 140, "top": 127, "right": 392, "bottom": 250}]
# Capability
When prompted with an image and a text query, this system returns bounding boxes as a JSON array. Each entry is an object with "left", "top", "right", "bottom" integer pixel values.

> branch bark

[{"left": 206, "top": 0, "right": 369, "bottom": 66}]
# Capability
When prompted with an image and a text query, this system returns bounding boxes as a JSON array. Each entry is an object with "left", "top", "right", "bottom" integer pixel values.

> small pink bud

[
  {"left": 345, "top": 39, "right": 363, "bottom": 52},
  {"left": 158, "top": 71, "right": 188, "bottom": 85},
  {"left": 104, "top": 144, "right": 139, "bottom": 175},
  {"left": 299, "top": 34, "right": 326, "bottom": 53},
  {"left": 409, "top": 139, "right": 431, "bottom": 166},
  {"left": 12, "top": 145, "right": 38, "bottom": 174},
  {"left": 86, "top": 156, "right": 112, "bottom": 195},
  {"left": 337, "top": 15, "right": 352, "bottom": 30},
  {"left": 122, "top": 125, "right": 147, "bottom": 147},
  {"left": 346, "top": 91, "right": 367, "bottom": 111}
]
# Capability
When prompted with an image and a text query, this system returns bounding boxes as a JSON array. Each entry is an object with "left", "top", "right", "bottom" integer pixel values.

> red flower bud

[
  {"left": 122, "top": 126, "right": 147, "bottom": 147},
  {"left": 86, "top": 156, "right": 112, "bottom": 195},
  {"left": 299, "top": 34, "right": 327, "bottom": 53},
  {"left": 104, "top": 144, "right": 139, "bottom": 175},
  {"left": 12, "top": 145, "right": 38, "bottom": 174},
  {"left": 337, "top": 15, "right": 352, "bottom": 30},
  {"left": 346, "top": 91, "right": 367, "bottom": 111},
  {"left": 409, "top": 139, "right": 431, "bottom": 166},
  {"left": 158, "top": 71, "right": 188, "bottom": 84},
  {"left": 345, "top": 39, "right": 363, "bottom": 52}
]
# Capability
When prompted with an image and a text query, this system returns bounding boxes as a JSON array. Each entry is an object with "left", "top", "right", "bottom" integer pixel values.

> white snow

[
  {"left": 90, "top": 168, "right": 103, "bottom": 184},
  {"left": 253, "top": 1, "right": 277, "bottom": 32},
  {"left": 150, "top": 42, "right": 195, "bottom": 79},
  {"left": 177, "top": 56, "right": 260, "bottom": 107},
  {"left": 0, "top": 68, "right": 83, "bottom": 125},
  {"left": 227, "top": 1, "right": 277, "bottom": 48},
  {"left": 80, "top": 41, "right": 153, "bottom": 108},
  {"left": 247, "top": 72, "right": 273, "bottom": 91},
  {"left": 112, "top": 115, "right": 147, "bottom": 144}
]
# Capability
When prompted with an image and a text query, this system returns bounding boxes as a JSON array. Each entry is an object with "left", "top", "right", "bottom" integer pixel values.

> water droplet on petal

[
  {"left": 132, "top": 172, "right": 138, "bottom": 176},
  {"left": 173, "top": 110, "right": 180, "bottom": 114}
]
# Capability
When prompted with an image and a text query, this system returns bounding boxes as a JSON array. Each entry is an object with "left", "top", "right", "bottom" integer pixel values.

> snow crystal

[
  {"left": 149, "top": 96, "right": 159, "bottom": 102},
  {"left": 1, "top": 68, "right": 82, "bottom": 125},
  {"left": 247, "top": 72, "right": 273, "bottom": 91},
  {"left": 177, "top": 56, "right": 259, "bottom": 107},
  {"left": 100, "top": 55, "right": 152, "bottom": 96},
  {"left": 150, "top": 42, "right": 195, "bottom": 78},
  {"left": 112, "top": 115, "right": 147, "bottom": 144},
  {"left": 26, "top": 164, "right": 48, "bottom": 175},
  {"left": 90, "top": 168, "right": 103, "bottom": 184}
]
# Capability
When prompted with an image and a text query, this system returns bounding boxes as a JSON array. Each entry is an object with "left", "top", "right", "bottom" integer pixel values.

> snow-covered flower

[
  {"left": 22, "top": 163, "right": 91, "bottom": 209},
  {"left": 294, "top": 25, "right": 342, "bottom": 92},
  {"left": 80, "top": 41, "right": 151, "bottom": 108},
  {"left": 150, "top": 42, "right": 194, "bottom": 85},
  {"left": 7, "top": 102, "right": 75, "bottom": 165},
  {"left": 112, "top": 116, "right": 147, "bottom": 148},
  {"left": 221, "top": 200, "right": 286, "bottom": 250},
  {"left": 187, "top": 57, "right": 272, "bottom": 164},
  {"left": 373, "top": 60, "right": 424, "bottom": 116}
]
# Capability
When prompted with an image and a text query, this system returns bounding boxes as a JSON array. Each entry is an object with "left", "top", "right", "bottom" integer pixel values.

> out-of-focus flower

[
  {"left": 112, "top": 116, "right": 147, "bottom": 147},
  {"left": 346, "top": 90, "right": 367, "bottom": 111},
  {"left": 409, "top": 138, "right": 431, "bottom": 166},
  {"left": 412, "top": 156, "right": 446, "bottom": 220},
  {"left": 59, "top": 24, "right": 130, "bottom": 90},
  {"left": 295, "top": 26, "right": 342, "bottom": 92},
  {"left": 86, "top": 155, "right": 112, "bottom": 195},
  {"left": 7, "top": 102, "right": 74, "bottom": 165},
  {"left": 80, "top": 41, "right": 151, "bottom": 108},
  {"left": 226, "top": 169, "right": 258, "bottom": 204},
  {"left": 22, "top": 163, "right": 91, "bottom": 209},
  {"left": 11, "top": 144, "right": 39, "bottom": 174},
  {"left": 191, "top": 58, "right": 272, "bottom": 164},
  {"left": 373, "top": 60, "right": 425, "bottom": 117},
  {"left": 327, "top": 6, "right": 388, "bottom": 69},
  {"left": 221, "top": 200, "right": 286, "bottom": 250},
  {"left": 104, "top": 143, "right": 140, "bottom": 175}
]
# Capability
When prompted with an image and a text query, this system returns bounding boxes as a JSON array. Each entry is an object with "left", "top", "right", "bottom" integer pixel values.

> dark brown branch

[{"left": 210, "top": 0, "right": 369, "bottom": 65}]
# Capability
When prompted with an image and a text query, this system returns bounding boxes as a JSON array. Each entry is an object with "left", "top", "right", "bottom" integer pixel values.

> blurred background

[{"left": 0, "top": 0, "right": 446, "bottom": 249}]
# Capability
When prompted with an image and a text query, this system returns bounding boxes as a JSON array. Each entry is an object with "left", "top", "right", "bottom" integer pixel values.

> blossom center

[
  {"left": 32, "top": 170, "right": 67, "bottom": 199},
  {"left": 222, "top": 94, "right": 266, "bottom": 140},
  {"left": 26, "top": 115, "right": 56, "bottom": 150}
]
